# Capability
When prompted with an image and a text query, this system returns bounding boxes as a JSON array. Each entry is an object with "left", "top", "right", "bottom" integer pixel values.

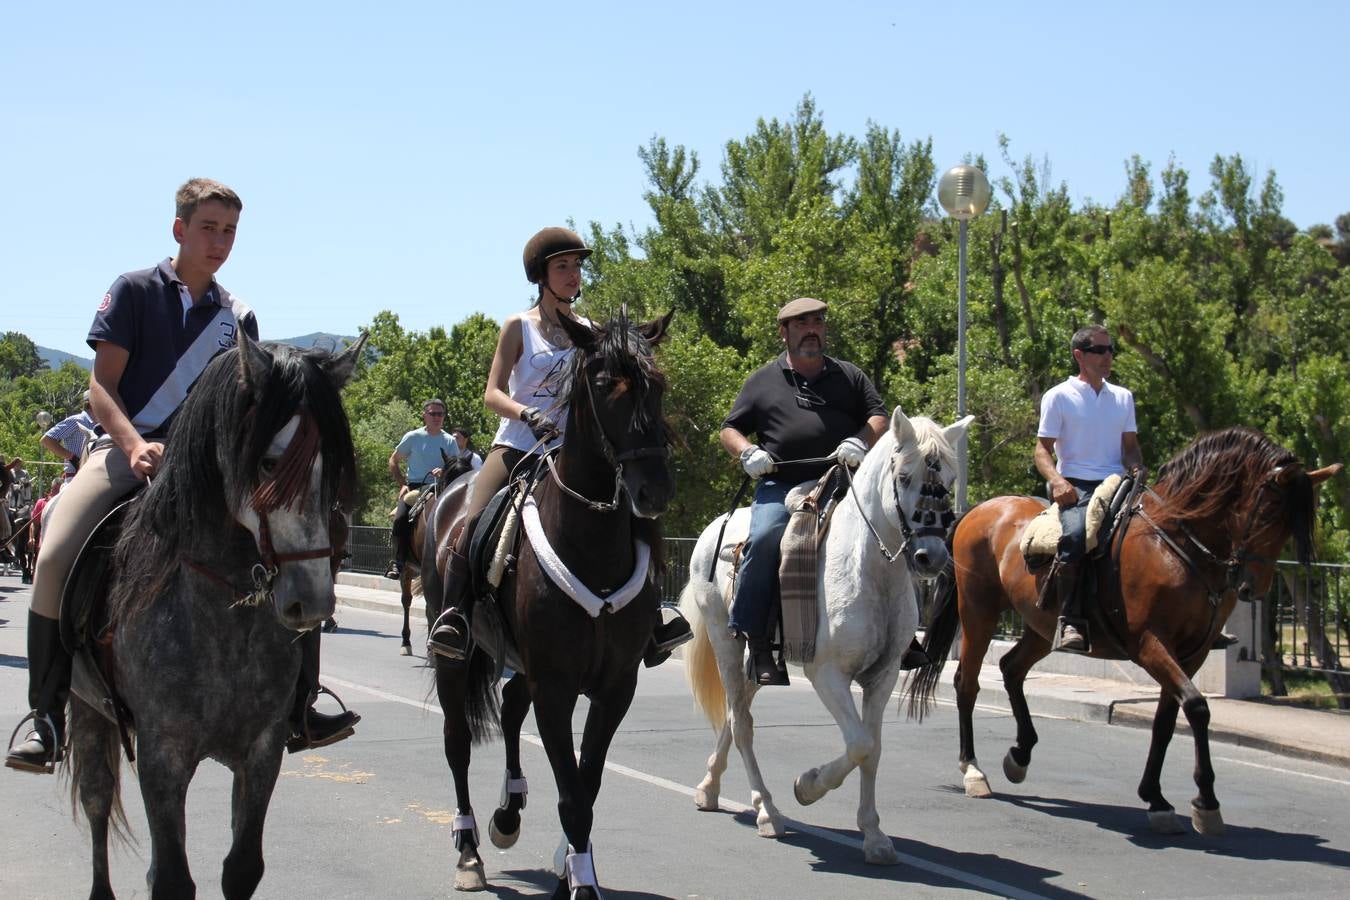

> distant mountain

[
  {"left": 37, "top": 346, "right": 92, "bottom": 371},
  {"left": 35, "top": 333, "right": 354, "bottom": 373}
]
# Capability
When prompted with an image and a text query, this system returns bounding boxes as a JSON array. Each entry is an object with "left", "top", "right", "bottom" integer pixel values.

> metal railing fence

[{"left": 347, "top": 526, "right": 1347, "bottom": 675}]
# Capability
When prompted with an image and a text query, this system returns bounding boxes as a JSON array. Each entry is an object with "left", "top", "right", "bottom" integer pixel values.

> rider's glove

[
  {"left": 834, "top": 436, "right": 867, "bottom": 468},
  {"left": 520, "top": 406, "right": 559, "bottom": 441},
  {"left": 739, "top": 445, "right": 776, "bottom": 478}
]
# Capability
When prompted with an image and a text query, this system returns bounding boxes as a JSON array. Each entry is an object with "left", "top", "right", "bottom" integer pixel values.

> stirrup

[
  {"left": 287, "top": 685, "right": 360, "bottom": 754},
  {"left": 5, "top": 711, "right": 63, "bottom": 774},
  {"left": 1054, "top": 617, "right": 1090, "bottom": 654},
  {"left": 427, "top": 607, "right": 471, "bottom": 661}
]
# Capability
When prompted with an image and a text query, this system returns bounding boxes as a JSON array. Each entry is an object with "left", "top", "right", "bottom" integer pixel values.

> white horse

[{"left": 679, "top": 405, "right": 972, "bottom": 863}]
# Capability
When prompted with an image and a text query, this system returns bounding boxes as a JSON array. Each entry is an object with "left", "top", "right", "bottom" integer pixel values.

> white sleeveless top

[{"left": 492, "top": 313, "right": 591, "bottom": 452}]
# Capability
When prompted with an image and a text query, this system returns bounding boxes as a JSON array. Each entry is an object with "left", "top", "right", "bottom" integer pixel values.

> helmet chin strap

[{"left": 543, "top": 283, "right": 582, "bottom": 305}]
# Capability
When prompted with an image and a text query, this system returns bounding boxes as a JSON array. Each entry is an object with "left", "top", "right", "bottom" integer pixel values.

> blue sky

[{"left": 4, "top": 1, "right": 1347, "bottom": 357}]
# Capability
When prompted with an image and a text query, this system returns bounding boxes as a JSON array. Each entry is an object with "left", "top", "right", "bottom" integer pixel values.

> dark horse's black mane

[
  {"left": 1153, "top": 425, "right": 1315, "bottom": 564},
  {"left": 111, "top": 342, "right": 356, "bottom": 618},
  {"left": 548, "top": 313, "right": 671, "bottom": 569}
]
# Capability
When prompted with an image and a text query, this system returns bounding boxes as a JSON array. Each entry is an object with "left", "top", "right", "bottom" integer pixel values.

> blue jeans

[
  {"left": 1056, "top": 477, "right": 1102, "bottom": 563},
  {"left": 728, "top": 480, "right": 793, "bottom": 640}
]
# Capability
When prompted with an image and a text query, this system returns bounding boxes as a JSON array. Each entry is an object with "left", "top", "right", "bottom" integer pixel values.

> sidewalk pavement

[{"left": 335, "top": 572, "right": 1350, "bottom": 770}]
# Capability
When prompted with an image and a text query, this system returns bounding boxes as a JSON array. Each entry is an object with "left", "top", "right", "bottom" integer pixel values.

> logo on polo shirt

[
  {"left": 98, "top": 293, "right": 111, "bottom": 312},
  {"left": 219, "top": 322, "right": 237, "bottom": 350}
]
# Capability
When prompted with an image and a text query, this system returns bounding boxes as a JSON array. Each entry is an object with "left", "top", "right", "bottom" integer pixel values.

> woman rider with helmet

[{"left": 427, "top": 226, "right": 691, "bottom": 665}]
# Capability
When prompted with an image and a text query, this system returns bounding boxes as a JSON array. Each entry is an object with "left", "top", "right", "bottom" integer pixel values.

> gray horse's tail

[
  {"left": 904, "top": 514, "right": 966, "bottom": 721},
  {"left": 67, "top": 700, "right": 131, "bottom": 845}
]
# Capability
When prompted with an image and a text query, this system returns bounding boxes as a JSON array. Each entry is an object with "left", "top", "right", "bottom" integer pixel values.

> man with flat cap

[{"left": 719, "top": 297, "right": 889, "bottom": 685}]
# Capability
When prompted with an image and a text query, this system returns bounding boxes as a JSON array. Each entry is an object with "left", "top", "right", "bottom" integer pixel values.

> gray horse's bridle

[{"left": 845, "top": 450, "right": 954, "bottom": 567}]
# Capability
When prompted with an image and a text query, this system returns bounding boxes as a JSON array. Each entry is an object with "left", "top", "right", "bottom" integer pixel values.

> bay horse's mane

[
  {"left": 1152, "top": 425, "right": 1315, "bottom": 564},
  {"left": 547, "top": 312, "right": 671, "bottom": 569},
  {"left": 111, "top": 342, "right": 356, "bottom": 618}
]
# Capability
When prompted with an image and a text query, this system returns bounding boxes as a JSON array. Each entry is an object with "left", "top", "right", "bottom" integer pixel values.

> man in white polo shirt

[{"left": 1035, "top": 324, "right": 1142, "bottom": 652}]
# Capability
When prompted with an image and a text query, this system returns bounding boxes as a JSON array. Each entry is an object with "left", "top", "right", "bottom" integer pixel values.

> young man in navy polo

[{"left": 7, "top": 178, "right": 358, "bottom": 773}]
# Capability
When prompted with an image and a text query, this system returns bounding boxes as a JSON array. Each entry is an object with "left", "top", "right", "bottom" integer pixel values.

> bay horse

[
  {"left": 679, "top": 408, "right": 973, "bottom": 863},
  {"left": 425, "top": 310, "right": 674, "bottom": 898},
  {"left": 906, "top": 426, "right": 1341, "bottom": 836},
  {"left": 67, "top": 330, "right": 364, "bottom": 899}
]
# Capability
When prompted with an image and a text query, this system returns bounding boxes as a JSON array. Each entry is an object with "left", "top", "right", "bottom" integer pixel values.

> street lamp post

[{"left": 937, "top": 164, "right": 991, "bottom": 512}]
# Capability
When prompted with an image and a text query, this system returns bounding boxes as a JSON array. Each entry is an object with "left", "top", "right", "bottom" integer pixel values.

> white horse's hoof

[
  {"left": 693, "top": 786, "right": 719, "bottom": 811},
  {"left": 1002, "top": 750, "right": 1028, "bottom": 784},
  {"left": 793, "top": 769, "right": 825, "bottom": 806},
  {"left": 400, "top": 644, "right": 412, "bottom": 657},
  {"left": 863, "top": 838, "right": 900, "bottom": 866},
  {"left": 1148, "top": 807, "right": 1186, "bottom": 834},
  {"left": 488, "top": 816, "right": 519, "bottom": 849},
  {"left": 1191, "top": 803, "right": 1225, "bottom": 836},
  {"left": 454, "top": 861, "right": 486, "bottom": 891},
  {"left": 756, "top": 815, "right": 785, "bottom": 839},
  {"left": 963, "top": 764, "right": 992, "bottom": 799}
]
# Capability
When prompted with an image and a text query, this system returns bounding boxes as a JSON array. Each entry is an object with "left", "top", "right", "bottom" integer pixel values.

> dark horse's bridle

[
  {"left": 182, "top": 413, "right": 344, "bottom": 610},
  {"left": 542, "top": 348, "right": 670, "bottom": 514}
]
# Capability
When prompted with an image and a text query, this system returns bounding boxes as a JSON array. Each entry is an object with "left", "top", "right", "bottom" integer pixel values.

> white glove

[
  {"left": 739, "top": 446, "right": 776, "bottom": 478},
  {"left": 834, "top": 436, "right": 867, "bottom": 468}
]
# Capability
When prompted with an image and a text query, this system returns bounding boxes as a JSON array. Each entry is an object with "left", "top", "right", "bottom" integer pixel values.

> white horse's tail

[{"left": 679, "top": 578, "right": 726, "bottom": 731}]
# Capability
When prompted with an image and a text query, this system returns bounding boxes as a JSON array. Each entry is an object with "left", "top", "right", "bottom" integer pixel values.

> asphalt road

[{"left": 2, "top": 573, "right": 1349, "bottom": 899}]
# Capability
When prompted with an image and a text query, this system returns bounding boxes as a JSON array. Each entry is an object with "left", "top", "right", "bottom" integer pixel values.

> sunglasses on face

[
  {"left": 1079, "top": 344, "right": 1115, "bottom": 355},
  {"left": 425, "top": 410, "right": 446, "bottom": 416}
]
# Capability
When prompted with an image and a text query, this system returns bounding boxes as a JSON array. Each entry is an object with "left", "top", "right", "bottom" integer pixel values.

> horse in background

[
  {"left": 392, "top": 450, "right": 469, "bottom": 655},
  {"left": 679, "top": 408, "right": 973, "bottom": 863},
  {"left": 906, "top": 426, "right": 1341, "bottom": 836},
  {"left": 68, "top": 331, "right": 364, "bottom": 899},
  {"left": 425, "top": 310, "right": 674, "bottom": 898}
]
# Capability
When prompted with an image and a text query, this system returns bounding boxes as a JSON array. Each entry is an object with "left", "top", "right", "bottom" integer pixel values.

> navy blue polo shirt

[
  {"left": 87, "top": 259, "right": 259, "bottom": 438},
  {"left": 723, "top": 353, "right": 887, "bottom": 480}
]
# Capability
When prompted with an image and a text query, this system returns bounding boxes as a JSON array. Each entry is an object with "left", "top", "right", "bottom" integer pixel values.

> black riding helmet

[{"left": 522, "top": 226, "right": 592, "bottom": 286}]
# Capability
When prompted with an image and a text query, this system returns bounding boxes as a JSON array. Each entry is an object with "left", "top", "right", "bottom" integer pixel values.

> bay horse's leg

[
  {"left": 220, "top": 736, "right": 285, "bottom": 900},
  {"left": 433, "top": 656, "right": 487, "bottom": 891},
  {"left": 490, "top": 673, "right": 532, "bottom": 848},
  {"left": 1134, "top": 634, "right": 1222, "bottom": 835},
  {"left": 954, "top": 613, "right": 996, "bottom": 798},
  {"left": 136, "top": 736, "right": 199, "bottom": 899},
  {"left": 693, "top": 719, "right": 733, "bottom": 812},
  {"left": 996, "top": 629, "right": 1053, "bottom": 784},
  {"left": 399, "top": 570, "right": 413, "bottom": 656},
  {"left": 69, "top": 700, "right": 118, "bottom": 900}
]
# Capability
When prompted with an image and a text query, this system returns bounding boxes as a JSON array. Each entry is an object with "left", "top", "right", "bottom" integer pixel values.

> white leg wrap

[
  {"left": 498, "top": 769, "right": 528, "bottom": 809},
  {"left": 566, "top": 843, "right": 600, "bottom": 895},
  {"left": 452, "top": 812, "right": 479, "bottom": 850}
]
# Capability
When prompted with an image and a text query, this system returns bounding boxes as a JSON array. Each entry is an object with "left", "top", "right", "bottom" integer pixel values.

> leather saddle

[
  {"left": 1061, "top": 475, "right": 1146, "bottom": 659},
  {"left": 463, "top": 477, "right": 534, "bottom": 679},
  {"left": 59, "top": 494, "right": 140, "bottom": 752}
]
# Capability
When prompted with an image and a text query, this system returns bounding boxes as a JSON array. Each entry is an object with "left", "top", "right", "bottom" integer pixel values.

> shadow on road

[
  {"left": 992, "top": 792, "right": 1350, "bottom": 867},
  {"left": 0, "top": 653, "right": 27, "bottom": 669}
]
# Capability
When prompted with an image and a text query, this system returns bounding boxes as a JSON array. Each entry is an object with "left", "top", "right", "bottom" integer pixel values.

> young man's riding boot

[
  {"left": 6, "top": 611, "right": 72, "bottom": 773},
  {"left": 643, "top": 609, "right": 694, "bottom": 667},
  {"left": 1054, "top": 563, "right": 1088, "bottom": 653},
  {"left": 385, "top": 514, "right": 409, "bottom": 579},
  {"left": 746, "top": 634, "right": 789, "bottom": 686},
  {"left": 428, "top": 550, "right": 473, "bottom": 662},
  {"left": 287, "top": 629, "right": 360, "bottom": 754}
]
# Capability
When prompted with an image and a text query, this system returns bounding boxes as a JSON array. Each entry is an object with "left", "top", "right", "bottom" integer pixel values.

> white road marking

[{"left": 323, "top": 674, "right": 1053, "bottom": 899}]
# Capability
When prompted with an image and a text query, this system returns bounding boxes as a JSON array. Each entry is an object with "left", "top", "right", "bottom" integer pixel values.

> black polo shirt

[
  {"left": 723, "top": 353, "right": 887, "bottom": 480},
  {"left": 87, "top": 259, "right": 259, "bottom": 438}
]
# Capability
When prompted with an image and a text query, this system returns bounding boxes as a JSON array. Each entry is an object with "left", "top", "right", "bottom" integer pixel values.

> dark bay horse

[
  {"left": 907, "top": 426, "right": 1341, "bottom": 836},
  {"left": 426, "top": 310, "right": 674, "bottom": 898},
  {"left": 68, "top": 331, "right": 364, "bottom": 899}
]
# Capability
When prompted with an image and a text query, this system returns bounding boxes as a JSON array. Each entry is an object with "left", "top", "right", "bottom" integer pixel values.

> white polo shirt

[{"left": 1038, "top": 376, "right": 1137, "bottom": 481}]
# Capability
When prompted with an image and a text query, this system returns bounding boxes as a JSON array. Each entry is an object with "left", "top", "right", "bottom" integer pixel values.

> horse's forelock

[{"left": 912, "top": 417, "right": 956, "bottom": 473}]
